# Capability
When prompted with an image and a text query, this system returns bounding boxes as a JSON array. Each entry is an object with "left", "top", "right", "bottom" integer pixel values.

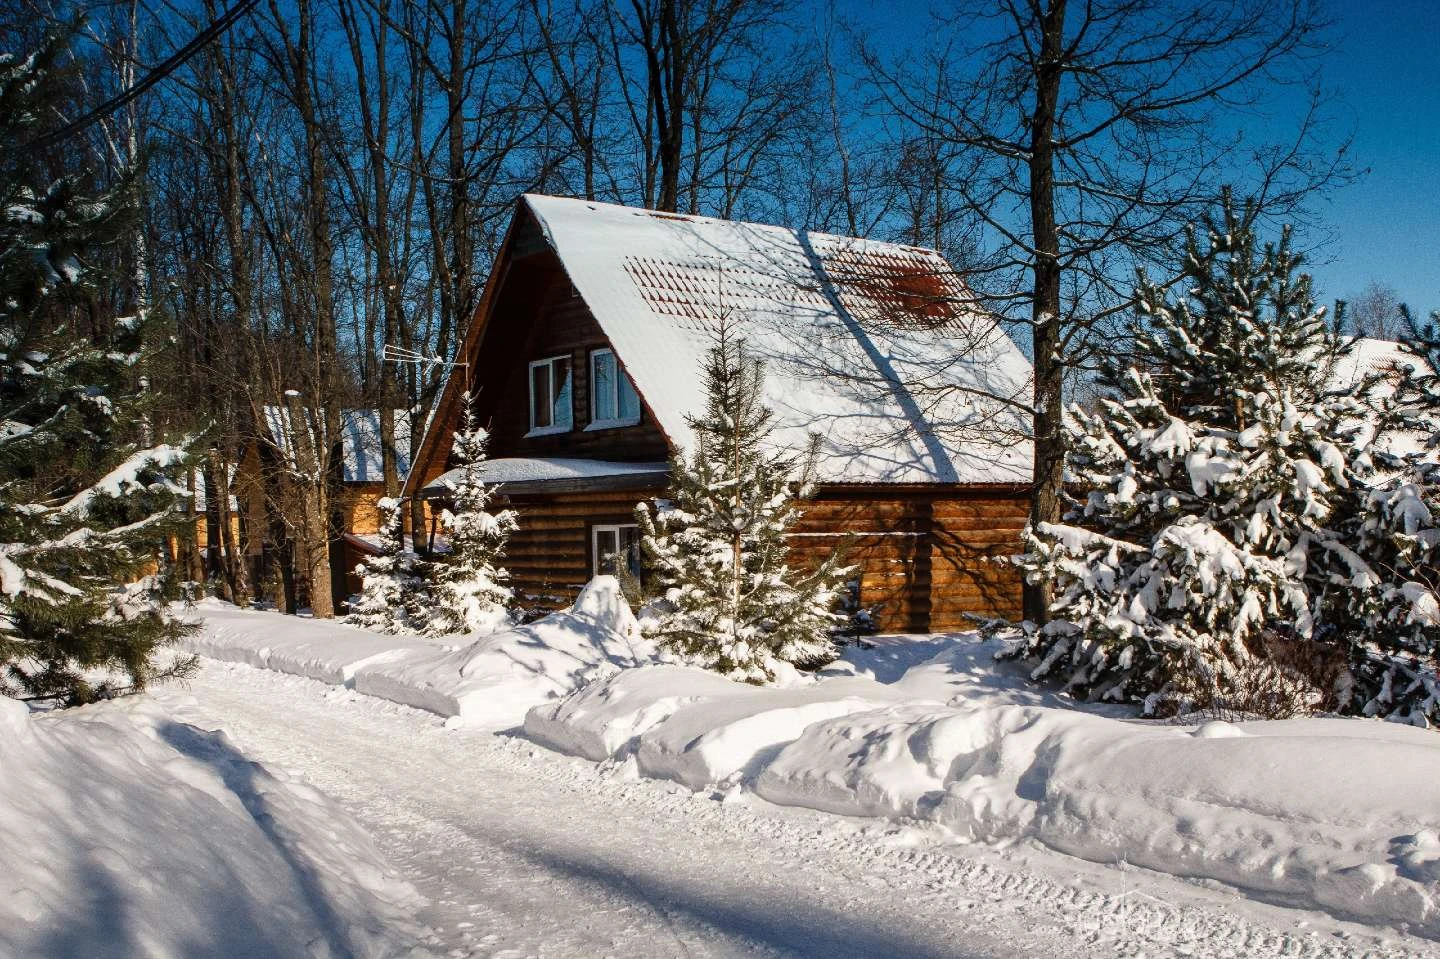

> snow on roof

[
  {"left": 422, "top": 457, "right": 668, "bottom": 496},
  {"left": 262, "top": 408, "right": 415, "bottom": 483},
  {"left": 522, "top": 195, "right": 1033, "bottom": 484},
  {"left": 1330, "top": 337, "right": 1427, "bottom": 393}
]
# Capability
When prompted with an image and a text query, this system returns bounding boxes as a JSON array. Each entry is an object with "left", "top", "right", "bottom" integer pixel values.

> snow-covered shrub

[
  {"left": 424, "top": 398, "right": 518, "bottom": 637},
  {"left": 637, "top": 330, "right": 851, "bottom": 684},
  {"left": 1013, "top": 195, "right": 1440, "bottom": 721},
  {"left": 346, "top": 497, "right": 429, "bottom": 633}
]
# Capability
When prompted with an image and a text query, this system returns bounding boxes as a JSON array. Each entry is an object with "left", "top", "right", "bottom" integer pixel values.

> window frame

[
  {"left": 526, "top": 354, "right": 573, "bottom": 437},
  {"left": 585, "top": 347, "right": 642, "bottom": 431},
  {"left": 591, "top": 522, "right": 642, "bottom": 579}
]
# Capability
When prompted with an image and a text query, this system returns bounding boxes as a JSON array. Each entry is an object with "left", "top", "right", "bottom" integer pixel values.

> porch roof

[{"left": 420, "top": 457, "right": 670, "bottom": 498}]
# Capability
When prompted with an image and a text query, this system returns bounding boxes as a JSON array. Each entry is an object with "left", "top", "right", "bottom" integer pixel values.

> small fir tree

[
  {"left": 424, "top": 398, "right": 517, "bottom": 636},
  {"left": 1012, "top": 197, "right": 1364, "bottom": 714},
  {"left": 637, "top": 331, "right": 851, "bottom": 683},
  {"left": 0, "top": 31, "right": 197, "bottom": 704},
  {"left": 345, "top": 497, "right": 428, "bottom": 633}
]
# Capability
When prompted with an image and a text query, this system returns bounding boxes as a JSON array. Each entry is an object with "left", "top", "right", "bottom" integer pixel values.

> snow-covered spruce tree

[
  {"left": 1012, "top": 197, "right": 1362, "bottom": 715},
  {"left": 0, "top": 31, "right": 197, "bottom": 704},
  {"left": 345, "top": 497, "right": 429, "bottom": 633},
  {"left": 1337, "top": 316, "right": 1440, "bottom": 723},
  {"left": 636, "top": 331, "right": 851, "bottom": 683},
  {"left": 423, "top": 397, "right": 517, "bottom": 636}
]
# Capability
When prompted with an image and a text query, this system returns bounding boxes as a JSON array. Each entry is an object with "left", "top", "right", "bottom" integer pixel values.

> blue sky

[
  {"left": 1312, "top": 0, "right": 1440, "bottom": 313},
  {"left": 837, "top": 0, "right": 1439, "bottom": 317}
]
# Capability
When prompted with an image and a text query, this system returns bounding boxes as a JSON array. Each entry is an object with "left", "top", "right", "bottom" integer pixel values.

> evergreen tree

[
  {"left": 424, "top": 397, "right": 516, "bottom": 636},
  {"left": 1012, "top": 197, "right": 1364, "bottom": 715},
  {"left": 636, "top": 331, "right": 851, "bottom": 684},
  {"left": 345, "top": 496, "right": 428, "bottom": 633},
  {"left": 1336, "top": 312, "right": 1440, "bottom": 723},
  {"left": 0, "top": 31, "right": 196, "bottom": 704}
]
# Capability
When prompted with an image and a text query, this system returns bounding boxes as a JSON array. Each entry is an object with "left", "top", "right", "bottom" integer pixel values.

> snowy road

[{"left": 166, "top": 661, "right": 1437, "bottom": 959}]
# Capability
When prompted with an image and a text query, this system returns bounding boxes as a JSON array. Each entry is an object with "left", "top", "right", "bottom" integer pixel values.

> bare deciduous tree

[{"left": 864, "top": 0, "right": 1353, "bottom": 618}]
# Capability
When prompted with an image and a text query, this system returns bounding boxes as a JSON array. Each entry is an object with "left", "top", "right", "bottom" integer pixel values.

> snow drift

[
  {"left": 186, "top": 578, "right": 656, "bottom": 729},
  {"left": 524, "top": 636, "right": 1440, "bottom": 936},
  {"left": 186, "top": 597, "right": 436, "bottom": 685},
  {"left": 0, "top": 695, "right": 423, "bottom": 959},
  {"left": 353, "top": 576, "right": 654, "bottom": 728}
]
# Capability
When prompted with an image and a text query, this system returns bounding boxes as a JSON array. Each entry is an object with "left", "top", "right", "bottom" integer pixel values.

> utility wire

[{"left": 32, "top": 0, "right": 261, "bottom": 150}]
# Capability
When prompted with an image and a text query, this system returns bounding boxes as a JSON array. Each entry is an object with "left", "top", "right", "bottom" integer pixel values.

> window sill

[
  {"left": 524, "top": 425, "right": 573, "bottom": 438},
  {"left": 584, "top": 418, "right": 642, "bottom": 432}
]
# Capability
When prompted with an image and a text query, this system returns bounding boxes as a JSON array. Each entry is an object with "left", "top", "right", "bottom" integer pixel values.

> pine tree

[
  {"left": 1012, "top": 196, "right": 1363, "bottom": 715},
  {"left": 345, "top": 497, "right": 428, "bottom": 633},
  {"left": 424, "top": 397, "right": 516, "bottom": 636},
  {"left": 636, "top": 330, "right": 851, "bottom": 684},
  {"left": 0, "top": 31, "right": 197, "bottom": 705},
  {"left": 1336, "top": 312, "right": 1440, "bottom": 723}
]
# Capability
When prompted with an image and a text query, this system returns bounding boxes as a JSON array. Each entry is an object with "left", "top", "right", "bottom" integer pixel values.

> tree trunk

[{"left": 1023, "top": 0, "right": 1067, "bottom": 624}]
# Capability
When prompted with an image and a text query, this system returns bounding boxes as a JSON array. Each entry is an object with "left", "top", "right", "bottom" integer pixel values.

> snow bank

[
  {"left": 0, "top": 695, "right": 423, "bottom": 959},
  {"left": 525, "top": 664, "right": 918, "bottom": 787},
  {"left": 189, "top": 578, "right": 655, "bottom": 730},
  {"left": 185, "top": 598, "right": 435, "bottom": 685},
  {"left": 354, "top": 576, "right": 653, "bottom": 728},
  {"left": 526, "top": 634, "right": 1440, "bottom": 936}
]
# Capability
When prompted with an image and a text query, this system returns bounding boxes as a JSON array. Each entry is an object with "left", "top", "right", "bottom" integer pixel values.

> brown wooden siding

[
  {"left": 479, "top": 273, "right": 670, "bottom": 463},
  {"left": 500, "top": 488, "right": 646, "bottom": 606},
  {"left": 495, "top": 485, "right": 1027, "bottom": 633}
]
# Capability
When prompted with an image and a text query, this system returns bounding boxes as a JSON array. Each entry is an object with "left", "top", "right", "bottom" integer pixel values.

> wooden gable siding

[
  {"left": 409, "top": 207, "right": 669, "bottom": 498},
  {"left": 496, "top": 484, "right": 1027, "bottom": 633},
  {"left": 474, "top": 255, "right": 670, "bottom": 463}
]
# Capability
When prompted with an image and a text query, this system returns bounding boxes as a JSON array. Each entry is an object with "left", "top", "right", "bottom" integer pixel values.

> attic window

[
  {"left": 527, "top": 355, "right": 572, "bottom": 437},
  {"left": 586, "top": 348, "right": 640, "bottom": 430}
]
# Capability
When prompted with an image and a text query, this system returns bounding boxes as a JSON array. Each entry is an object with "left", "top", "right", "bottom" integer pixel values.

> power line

[{"left": 32, "top": 0, "right": 261, "bottom": 150}]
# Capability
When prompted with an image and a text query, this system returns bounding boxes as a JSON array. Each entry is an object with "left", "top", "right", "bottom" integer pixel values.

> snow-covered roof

[
  {"left": 262, "top": 408, "right": 414, "bottom": 484},
  {"left": 522, "top": 195, "right": 1033, "bottom": 484},
  {"left": 422, "top": 457, "right": 669, "bottom": 497},
  {"left": 1330, "top": 337, "right": 1427, "bottom": 393}
]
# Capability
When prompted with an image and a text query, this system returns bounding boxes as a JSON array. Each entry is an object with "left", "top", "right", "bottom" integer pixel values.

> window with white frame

[
  {"left": 587, "top": 348, "right": 641, "bottom": 428},
  {"left": 592, "top": 523, "right": 641, "bottom": 579},
  {"left": 528, "top": 355, "right": 573, "bottom": 435}
]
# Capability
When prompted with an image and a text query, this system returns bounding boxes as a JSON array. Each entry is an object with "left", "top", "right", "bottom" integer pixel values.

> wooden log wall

[
  {"left": 494, "top": 485, "right": 1028, "bottom": 632},
  {"left": 499, "top": 488, "right": 647, "bottom": 607}
]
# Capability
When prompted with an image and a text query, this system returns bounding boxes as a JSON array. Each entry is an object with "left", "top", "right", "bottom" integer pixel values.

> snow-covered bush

[
  {"left": 0, "top": 33, "right": 196, "bottom": 704},
  {"left": 1013, "top": 196, "right": 1440, "bottom": 722},
  {"left": 637, "top": 330, "right": 851, "bottom": 684},
  {"left": 424, "top": 398, "right": 518, "bottom": 637},
  {"left": 346, "top": 497, "right": 429, "bottom": 633}
]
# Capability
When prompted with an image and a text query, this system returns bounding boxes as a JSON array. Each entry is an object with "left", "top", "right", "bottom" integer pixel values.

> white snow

[
  {"left": 163, "top": 655, "right": 1439, "bottom": 958},
  {"left": 186, "top": 578, "right": 657, "bottom": 729},
  {"left": 181, "top": 597, "right": 1440, "bottom": 943},
  {"left": 527, "top": 634, "right": 1440, "bottom": 936},
  {"left": 512, "top": 194, "right": 1034, "bottom": 484},
  {"left": 0, "top": 693, "right": 422, "bottom": 959},
  {"left": 186, "top": 598, "right": 441, "bottom": 685},
  {"left": 421, "top": 456, "right": 668, "bottom": 495}
]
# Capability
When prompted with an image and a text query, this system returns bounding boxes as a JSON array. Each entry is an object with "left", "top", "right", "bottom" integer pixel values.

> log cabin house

[
  {"left": 402, "top": 195, "right": 1034, "bottom": 633},
  {"left": 196, "top": 409, "right": 414, "bottom": 607}
]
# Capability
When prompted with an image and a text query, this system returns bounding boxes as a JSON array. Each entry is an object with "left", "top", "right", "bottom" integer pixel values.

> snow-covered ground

[
  {"left": 0, "top": 692, "right": 422, "bottom": 959},
  {"left": 165, "top": 599, "right": 1440, "bottom": 955},
  {"left": 528, "top": 638, "right": 1440, "bottom": 938},
  {"left": 153, "top": 660, "right": 1439, "bottom": 958}
]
